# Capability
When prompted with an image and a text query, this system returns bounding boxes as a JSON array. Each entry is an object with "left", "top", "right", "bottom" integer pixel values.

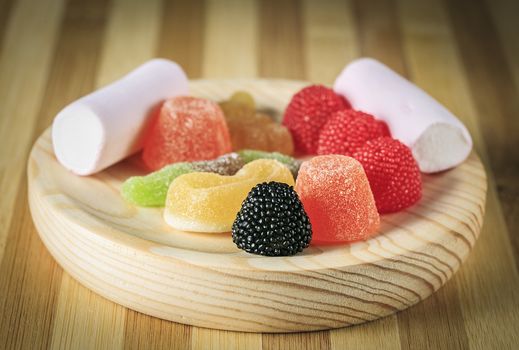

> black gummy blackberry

[{"left": 232, "top": 182, "right": 312, "bottom": 256}]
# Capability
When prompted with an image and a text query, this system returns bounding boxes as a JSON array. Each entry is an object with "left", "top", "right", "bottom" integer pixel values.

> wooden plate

[{"left": 28, "top": 79, "right": 487, "bottom": 333}]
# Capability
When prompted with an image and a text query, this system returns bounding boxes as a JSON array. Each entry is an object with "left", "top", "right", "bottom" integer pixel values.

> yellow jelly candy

[
  {"left": 164, "top": 159, "right": 295, "bottom": 233},
  {"left": 230, "top": 91, "right": 255, "bottom": 110}
]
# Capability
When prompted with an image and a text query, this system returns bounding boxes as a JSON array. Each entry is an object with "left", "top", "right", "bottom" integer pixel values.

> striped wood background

[{"left": 1, "top": 0, "right": 518, "bottom": 349}]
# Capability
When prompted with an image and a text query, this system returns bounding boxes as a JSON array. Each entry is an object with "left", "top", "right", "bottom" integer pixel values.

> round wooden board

[{"left": 28, "top": 79, "right": 487, "bottom": 333}]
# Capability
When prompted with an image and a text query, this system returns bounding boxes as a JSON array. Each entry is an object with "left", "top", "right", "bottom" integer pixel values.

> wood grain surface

[
  {"left": 1, "top": 0, "right": 519, "bottom": 348},
  {"left": 27, "top": 79, "right": 487, "bottom": 333}
]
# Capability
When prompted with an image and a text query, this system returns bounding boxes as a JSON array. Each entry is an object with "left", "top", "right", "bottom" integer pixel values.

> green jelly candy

[
  {"left": 121, "top": 162, "right": 194, "bottom": 207},
  {"left": 237, "top": 149, "right": 301, "bottom": 178}
]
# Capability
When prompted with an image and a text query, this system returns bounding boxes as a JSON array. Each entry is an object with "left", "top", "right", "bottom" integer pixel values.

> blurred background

[{"left": 1, "top": 0, "right": 518, "bottom": 349}]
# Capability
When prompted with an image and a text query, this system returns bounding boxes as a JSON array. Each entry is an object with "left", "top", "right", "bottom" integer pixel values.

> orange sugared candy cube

[
  {"left": 295, "top": 155, "right": 380, "bottom": 244},
  {"left": 143, "top": 96, "right": 232, "bottom": 171}
]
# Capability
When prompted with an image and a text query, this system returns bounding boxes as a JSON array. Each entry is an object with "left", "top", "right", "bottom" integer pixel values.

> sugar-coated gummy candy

[
  {"left": 122, "top": 162, "right": 194, "bottom": 207},
  {"left": 238, "top": 149, "right": 301, "bottom": 178},
  {"left": 229, "top": 90, "right": 255, "bottom": 109},
  {"left": 219, "top": 93, "right": 294, "bottom": 155},
  {"left": 191, "top": 152, "right": 244, "bottom": 176},
  {"left": 142, "top": 96, "right": 232, "bottom": 171},
  {"left": 164, "top": 159, "right": 295, "bottom": 233},
  {"left": 295, "top": 155, "right": 380, "bottom": 244},
  {"left": 121, "top": 153, "right": 244, "bottom": 207}
]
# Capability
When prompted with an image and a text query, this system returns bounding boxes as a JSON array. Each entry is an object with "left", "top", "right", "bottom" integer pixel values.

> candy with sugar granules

[
  {"left": 142, "top": 96, "right": 232, "bottom": 171},
  {"left": 317, "top": 109, "right": 390, "bottom": 156},
  {"left": 191, "top": 152, "right": 244, "bottom": 175},
  {"left": 164, "top": 159, "right": 294, "bottom": 233},
  {"left": 52, "top": 59, "right": 189, "bottom": 175},
  {"left": 220, "top": 94, "right": 294, "bottom": 155},
  {"left": 121, "top": 153, "right": 244, "bottom": 207},
  {"left": 121, "top": 162, "right": 194, "bottom": 207},
  {"left": 282, "top": 85, "right": 350, "bottom": 154},
  {"left": 353, "top": 137, "right": 422, "bottom": 213},
  {"left": 237, "top": 149, "right": 301, "bottom": 178},
  {"left": 334, "top": 58, "right": 472, "bottom": 173},
  {"left": 295, "top": 155, "right": 379, "bottom": 244}
]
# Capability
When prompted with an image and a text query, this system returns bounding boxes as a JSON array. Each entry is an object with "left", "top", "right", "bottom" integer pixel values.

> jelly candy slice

[{"left": 164, "top": 159, "right": 295, "bottom": 232}]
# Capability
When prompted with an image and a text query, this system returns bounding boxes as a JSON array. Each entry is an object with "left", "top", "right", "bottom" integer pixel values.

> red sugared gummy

[
  {"left": 295, "top": 155, "right": 380, "bottom": 244},
  {"left": 143, "top": 96, "right": 232, "bottom": 171},
  {"left": 353, "top": 137, "right": 422, "bottom": 214},
  {"left": 282, "top": 85, "right": 350, "bottom": 155},
  {"left": 317, "top": 109, "right": 390, "bottom": 156}
]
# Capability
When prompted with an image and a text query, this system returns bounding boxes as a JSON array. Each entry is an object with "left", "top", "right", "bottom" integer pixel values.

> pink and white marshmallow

[
  {"left": 334, "top": 58, "right": 472, "bottom": 173},
  {"left": 52, "top": 59, "right": 189, "bottom": 175}
]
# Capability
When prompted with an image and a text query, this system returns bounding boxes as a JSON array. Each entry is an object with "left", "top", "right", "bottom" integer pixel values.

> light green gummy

[
  {"left": 121, "top": 162, "right": 194, "bottom": 207},
  {"left": 238, "top": 149, "right": 295, "bottom": 166}
]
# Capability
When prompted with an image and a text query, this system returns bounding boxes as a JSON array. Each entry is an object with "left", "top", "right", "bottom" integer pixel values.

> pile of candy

[{"left": 52, "top": 58, "right": 473, "bottom": 257}]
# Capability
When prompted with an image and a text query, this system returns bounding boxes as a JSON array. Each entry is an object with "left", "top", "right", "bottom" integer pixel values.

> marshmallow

[
  {"left": 52, "top": 59, "right": 189, "bottom": 175},
  {"left": 333, "top": 58, "right": 472, "bottom": 173}
]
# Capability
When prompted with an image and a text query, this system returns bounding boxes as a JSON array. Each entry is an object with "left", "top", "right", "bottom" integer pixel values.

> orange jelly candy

[
  {"left": 142, "top": 96, "right": 232, "bottom": 171},
  {"left": 219, "top": 92, "right": 294, "bottom": 155},
  {"left": 295, "top": 155, "right": 380, "bottom": 244}
]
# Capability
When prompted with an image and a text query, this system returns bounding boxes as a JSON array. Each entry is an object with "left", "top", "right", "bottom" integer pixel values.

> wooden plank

[
  {"left": 485, "top": 0, "right": 519, "bottom": 93},
  {"left": 262, "top": 332, "right": 330, "bottom": 350},
  {"left": 202, "top": 0, "right": 258, "bottom": 78},
  {"left": 329, "top": 316, "right": 400, "bottom": 350},
  {"left": 446, "top": 0, "right": 519, "bottom": 275},
  {"left": 0, "top": 184, "right": 63, "bottom": 349},
  {"left": 446, "top": 0, "right": 519, "bottom": 174},
  {"left": 0, "top": 0, "right": 15, "bottom": 54},
  {"left": 50, "top": 275, "right": 126, "bottom": 350},
  {"left": 157, "top": 0, "right": 205, "bottom": 78},
  {"left": 485, "top": 0, "right": 519, "bottom": 284},
  {"left": 123, "top": 311, "right": 191, "bottom": 350},
  {"left": 259, "top": 0, "right": 305, "bottom": 79},
  {"left": 41, "top": 0, "right": 127, "bottom": 348},
  {"left": 0, "top": 0, "right": 65, "bottom": 343},
  {"left": 0, "top": 0, "right": 64, "bottom": 261},
  {"left": 192, "top": 328, "right": 262, "bottom": 350},
  {"left": 302, "top": 0, "right": 359, "bottom": 85},
  {"left": 398, "top": 0, "right": 519, "bottom": 348},
  {"left": 353, "top": 0, "right": 406, "bottom": 75},
  {"left": 96, "top": 0, "right": 162, "bottom": 86}
]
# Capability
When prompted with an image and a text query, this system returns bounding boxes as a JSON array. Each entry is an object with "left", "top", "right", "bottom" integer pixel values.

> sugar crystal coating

[
  {"left": 219, "top": 93, "right": 294, "bottom": 155},
  {"left": 122, "top": 153, "right": 244, "bottom": 207},
  {"left": 142, "top": 96, "right": 232, "bottom": 171},
  {"left": 238, "top": 149, "right": 301, "bottom": 178},
  {"left": 164, "top": 159, "right": 295, "bottom": 233},
  {"left": 295, "top": 155, "right": 380, "bottom": 244},
  {"left": 122, "top": 162, "right": 194, "bottom": 207},
  {"left": 191, "top": 152, "right": 244, "bottom": 175}
]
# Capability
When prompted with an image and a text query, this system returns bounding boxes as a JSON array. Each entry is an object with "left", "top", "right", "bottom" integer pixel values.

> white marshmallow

[
  {"left": 52, "top": 59, "right": 189, "bottom": 175},
  {"left": 333, "top": 58, "right": 472, "bottom": 173}
]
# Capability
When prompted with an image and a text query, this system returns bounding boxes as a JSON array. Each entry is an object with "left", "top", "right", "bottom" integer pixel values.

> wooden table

[{"left": 1, "top": 0, "right": 518, "bottom": 348}]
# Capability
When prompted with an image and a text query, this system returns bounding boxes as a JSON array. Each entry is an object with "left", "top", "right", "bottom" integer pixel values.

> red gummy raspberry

[
  {"left": 282, "top": 85, "right": 350, "bottom": 154},
  {"left": 353, "top": 137, "right": 422, "bottom": 214},
  {"left": 317, "top": 109, "right": 390, "bottom": 156}
]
